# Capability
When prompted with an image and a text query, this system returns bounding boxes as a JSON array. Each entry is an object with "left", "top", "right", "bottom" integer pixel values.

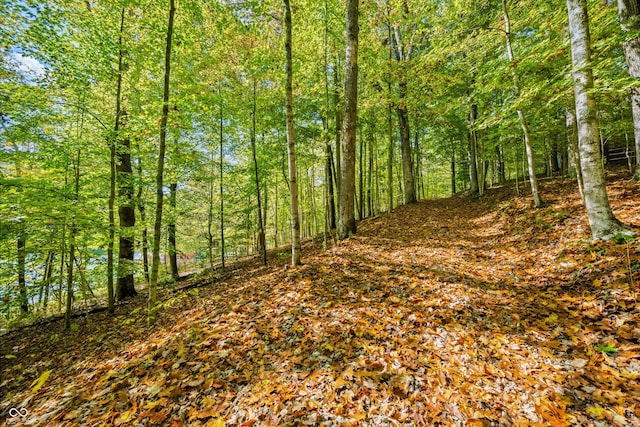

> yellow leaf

[
  {"left": 587, "top": 406, "right": 605, "bottom": 419},
  {"left": 31, "top": 369, "right": 52, "bottom": 394},
  {"left": 4, "top": 354, "right": 16, "bottom": 359},
  {"left": 207, "top": 418, "right": 226, "bottom": 427}
]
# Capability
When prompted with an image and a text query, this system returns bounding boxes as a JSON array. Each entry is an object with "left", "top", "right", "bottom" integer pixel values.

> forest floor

[{"left": 2, "top": 171, "right": 640, "bottom": 427}]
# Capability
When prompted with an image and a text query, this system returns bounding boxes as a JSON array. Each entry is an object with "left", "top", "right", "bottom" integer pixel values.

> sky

[{"left": 10, "top": 52, "right": 46, "bottom": 79}]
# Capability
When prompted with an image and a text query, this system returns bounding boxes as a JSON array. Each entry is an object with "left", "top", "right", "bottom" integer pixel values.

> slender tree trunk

[
  {"left": 65, "top": 149, "right": 81, "bottom": 330},
  {"left": 496, "top": 144, "right": 506, "bottom": 184},
  {"left": 149, "top": 0, "right": 175, "bottom": 324},
  {"left": 284, "top": 0, "right": 301, "bottom": 266},
  {"left": 251, "top": 77, "right": 267, "bottom": 266},
  {"left": 367, "top": 113, "right": 374, "bottom": 216},
  {"left": 468, "top": 103, "right": 479, "bottom": 196},
  {"left": 323, "top": 0, "right": 336, "bottom": 230},
  {"left": 337, "top": 0, "right": 359, "bottom": 240},
  {"left": 503, "top": 0, "right": 543, "bottom": 208},
  {"left": 219, "top": 91, "right": 226, "bottom": 271},
  {"left": 566, "top": 0, "right": 628, "bottom": 240},
  {"left": 617, "top": 0, "right": 640, "bottom": 180},
  {"left": 451, "top": 152, "right": 456, "bottom": 195},
  {"left": 168, "top": 182, "right": 179, "bottom": 279},
  {"left": 17, "top": 233, "right": 28, "bottom": 314},
  {"left": 136, "top": 157, "right": 150, "bottom": 284},
  {"left": 40, "top": 251, "right": 54, "bottom": 311},
  {"left": 387, "top": 104, "right": 394, "bottom": 212},
  {"left": 334, "top": 63, "right": 342, "bottom": 204},
  {"left": 358, "top": 124, "right": 364, "bottom": 220},
  {"left": 207, "top": 152, "right": 215, "bottom": 272}
]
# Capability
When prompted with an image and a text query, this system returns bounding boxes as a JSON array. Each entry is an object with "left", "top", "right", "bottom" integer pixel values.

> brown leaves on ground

[{"left": 1, "top": 174, "right": 640, "bottom": 426}]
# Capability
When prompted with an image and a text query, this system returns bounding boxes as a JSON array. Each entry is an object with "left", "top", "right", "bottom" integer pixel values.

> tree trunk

[
  {"left": 65, "top": 149, "right": 81, "bottom": 330},
  {"left": 566, "top": 0, "right": 628, "bottom": 240},
  {"left": 468, "top": 103, "right": 479, "bottom": 196},
  {"left": 323, "top": 3, "right": 336, "bottom": 230},
  {"left": 337, "top": 0, "right": 359, "bottom": 240},
  {"left": 367, "top": 114, "right": 374, "bottom": 216},
  {"left": 251, "top": 77, "right": 267, "bottom": 266},
  {"left": 496, "top": 144, "right": 506, "bottom": 184},
  {"left": 17, "top": 233, "right": 28, "bottom": 314},
  {"left": 168, "top": 182, "right": 179, "bottom": 279},
  {"left": 116, "top": 115, "right": 137, "bottom": 298},
  {"left": 357, "top": 124, "right": 364, "bottom": 220},
  {"left": 503, "top": 0, "right": 543, "bottom": 208},
  {"left": 136, "top": 157, "right": 150, "bottom": 284},
  {"left": 617, "top": 0, "right": 640, "bottom": 180},
  {"left": 396, "top": 82, "right": 416, "bottom": 205},
  {"left": 451, "top": 152, "right": 456, "bottom": 195},
  {"left": 219, "top": 95, "right": 225, "bottom": 271},
  {"left": 387, "top": 105, "right": 394, "bottom": 212},
  {"left": 284, "top": 0, "right": 301, "bottom": 266},
  {"left": 149, "top": 0, "right": 175, "bottom": 324}
]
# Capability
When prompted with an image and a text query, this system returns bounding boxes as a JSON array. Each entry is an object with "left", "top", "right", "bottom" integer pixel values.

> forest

[{"left": 1, "top": 0, "right": 640, "bottom": 425}]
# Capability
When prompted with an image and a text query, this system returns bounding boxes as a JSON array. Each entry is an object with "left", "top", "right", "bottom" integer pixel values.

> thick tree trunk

[
  {"left": 503, "top": 0, "right": 543, "bottom": 208},
  {"left": 168, "top": 182, "right": 179, "bottom": 279},
  {"left": 396, "top": 82, "right": 416, "bottom": 205},
  {"left": 149, "top": 0, "right": 175, "bottom": 324},
  {"left": 337, "top": 0, "right": 359, "bottom": 240},
  {"left": 617, "top": 0, "right": 640, "bottom": 180},
  {"left": 117, "top": 119, "right": 137, "bottom": 298},
  {"left": 567, "top": 0, "right": 628, "bottom": 240},
  {"left": 284, "top": 0, "right": 301, "bottom": 265}
]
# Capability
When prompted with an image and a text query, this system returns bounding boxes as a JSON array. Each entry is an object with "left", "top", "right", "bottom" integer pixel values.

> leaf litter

[{"left": 1, "top": 174, "right": 639, "bottom": 426}]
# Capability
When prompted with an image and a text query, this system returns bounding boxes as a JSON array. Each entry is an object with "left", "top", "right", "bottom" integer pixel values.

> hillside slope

[{"left": 2, "top": 174, "right": 639, "bottom": 426}]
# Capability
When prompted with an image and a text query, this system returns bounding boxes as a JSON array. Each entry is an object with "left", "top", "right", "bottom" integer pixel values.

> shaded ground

[{"left": 1, "top": 173, "right": 640, "bottom": 426}]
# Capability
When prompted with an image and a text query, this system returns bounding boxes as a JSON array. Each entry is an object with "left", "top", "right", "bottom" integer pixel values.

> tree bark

[
  {"left": 284, "top": 0, "right": 301, "bottom": 265},
  {"left": 168, "top": 182, "right": 179, "bottom": 279},
  {"left": 219, "top": 93, "right": 226, "bottom": 270},
  {"left": 17, "top": 233, "right": 28, "bottom": 314},
  {"left": 337, "top": 0, "right": 359, "bottom": 240},
  {"left": 503, "top": 0, "right": 543, "bottom": 208},
  {"left": 566, "top": 0, "right": 628, "bottom": 240},
  {"left": 116, "top": 112, "right": 137, "bottom": 299},
  {"left": 251, "top": 77, "right": 267, "bottom": 266},
  {"left": 468, "top": 103, "right": 479, "bottom": 196},
  {"left": 617, "top": 0, "right": 640, "bottom": 180},
  {"left": 136, "top": 157, "right": 150, "bottom": 284},
  {"left": 149, "top": 0, "right": 175, "bottom": 324}
]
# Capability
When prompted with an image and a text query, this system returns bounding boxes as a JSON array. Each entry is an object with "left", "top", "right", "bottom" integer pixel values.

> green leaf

[
  {"left": 4, "top": 354, "right": 17, "bottom": 359},
  {"left": 31, "top": 369, "right": 52, "bottom": 394},
  {"left": 594, "top": 344, "right": 619, "bottom": 355}
]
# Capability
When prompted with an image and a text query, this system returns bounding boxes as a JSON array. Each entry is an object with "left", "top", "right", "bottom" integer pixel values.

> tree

[
  {"left": 617, "top": 0, "right": 640, "bottom": 180},
  {"left": 284, "top": 0, "right": 301, "bottom": 266},
  {"left": 566, "top": 0, "right": 629, "bottom": 240},
  {"left": 337, "top": 0, "right": 359, "bottom": 240},
  {"left": 114, "top": 8, "right": 137, "bottom": 301},
  {"left": 149, "top": 0, "right": 176, "bottom": 324},
  {"left": 502, "top": 0, "right": 543, "bottom": 208}
]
